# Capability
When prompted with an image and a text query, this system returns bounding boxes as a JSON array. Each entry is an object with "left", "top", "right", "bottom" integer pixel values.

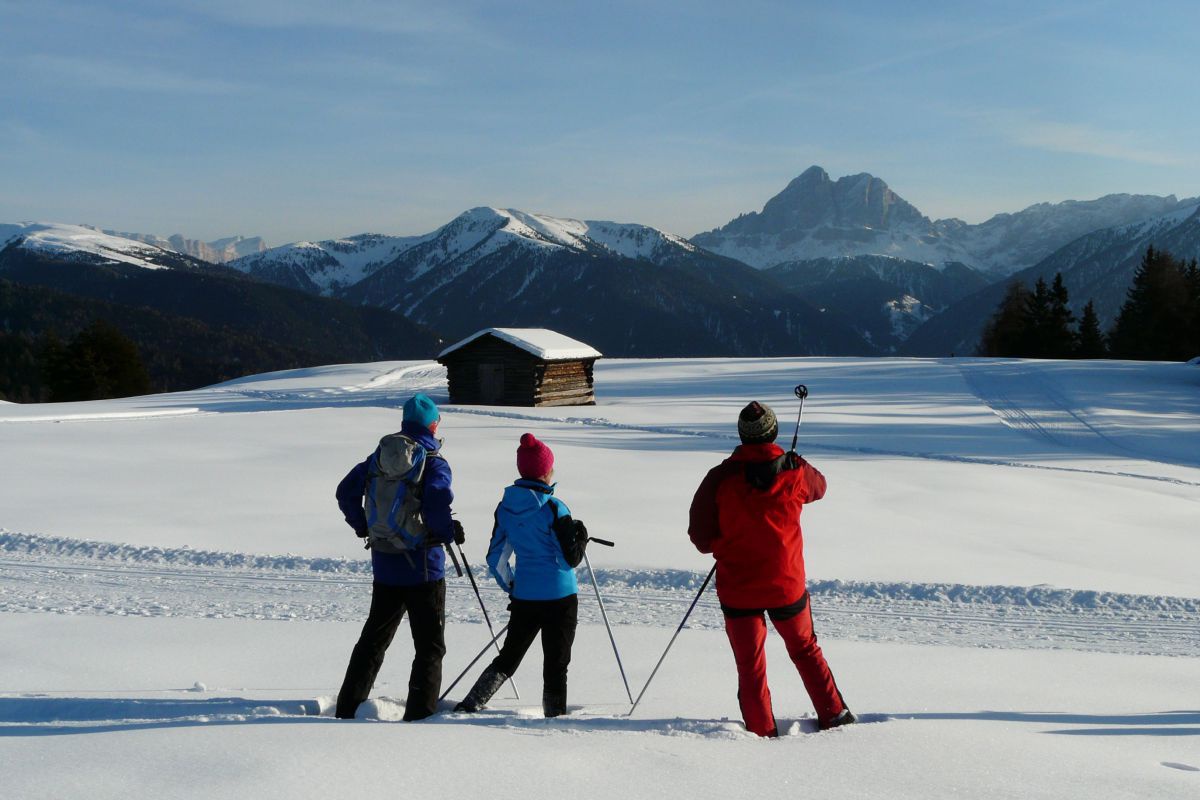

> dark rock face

[{"left": 707, "top": 166, "right": 929, "bottom": 238}]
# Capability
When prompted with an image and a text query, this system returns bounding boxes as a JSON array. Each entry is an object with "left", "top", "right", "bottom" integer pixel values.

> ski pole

[
  {"left": 627, "top": 563, "right": 716, "bottom": 717},
  {"left": 582, "top": 545, "right": 634, "bottom": 704},
  {"left": 439, "top": 622, "right": 510, "bottom": 703},
  {"left": 789, "top": 384, "right": 808, "bottom": 454},
  {"left": 457, "top": 543, "right": 520, "bottom": 700},
  {"left": 445, "top": 542, "right": 464, "bottom": 577}
]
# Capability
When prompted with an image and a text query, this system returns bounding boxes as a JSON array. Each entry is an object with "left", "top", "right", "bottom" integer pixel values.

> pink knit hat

[{"left": 516, "top": 433, "right": 555, "bottom": 480}]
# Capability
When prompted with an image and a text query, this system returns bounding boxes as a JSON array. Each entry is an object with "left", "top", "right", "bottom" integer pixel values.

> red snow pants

[{"left": 722, "top": 593, "right": 845, "bottom": 737}]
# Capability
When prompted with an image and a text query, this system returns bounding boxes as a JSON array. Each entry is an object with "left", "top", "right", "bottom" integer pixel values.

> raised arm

[{"left": 794, "top": 457, "right": 827, "bottom": 503}]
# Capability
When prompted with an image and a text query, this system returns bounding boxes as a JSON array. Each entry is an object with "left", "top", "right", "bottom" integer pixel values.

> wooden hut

[{"left": 437, "top": 328, "right": 601, "bottom": 406}]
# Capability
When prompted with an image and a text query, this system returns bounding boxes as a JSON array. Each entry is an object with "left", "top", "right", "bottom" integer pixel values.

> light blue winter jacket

[{"left": 486, "top": 479, "right": 578, "bottom": 601}]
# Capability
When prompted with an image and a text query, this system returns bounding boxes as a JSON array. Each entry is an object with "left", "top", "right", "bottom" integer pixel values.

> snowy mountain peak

[
  {"left": 228, "top": 229, "right": 437, "bottom": 294},
  {"left": 0, "top": 222, "right": 182, "bottom": 270},
  {"left": 430, "top": 207, "right": 697, "bottom": 262}
]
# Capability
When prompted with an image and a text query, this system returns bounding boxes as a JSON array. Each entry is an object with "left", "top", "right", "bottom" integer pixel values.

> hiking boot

[
  {"left": 453, "top": 666, "right": 508, "bottom": 713},
  {"left": 820, "top": 708, "right": 857, "bottom": 730},
  {"left": 542, "top": 690, "right": 567, "bottom": 718}
]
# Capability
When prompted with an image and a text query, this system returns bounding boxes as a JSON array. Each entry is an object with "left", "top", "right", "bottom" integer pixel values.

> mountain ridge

[
  {"left": 900, "top": 202, "right": 1200, "bottom": 356},
  {"left": 693, "top": 166, "right": 1193, "bottom": 276}
]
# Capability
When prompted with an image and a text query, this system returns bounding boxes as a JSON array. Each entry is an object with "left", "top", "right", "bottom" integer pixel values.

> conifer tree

[
  {"left": 1109, "top": 246, "right": 1192, "bottom": 361},
  {"left": 45, "top": 320, "right": 151, "bottom": 402},
  {"left": 1024, "top": 277, "right": 1053, "bottom": 357},
  {"left": 1187, "top": 258, "right": 1200, "bottom": 357},
  {"left": 979, "top": 281, "right": 1033, "bottom": 357},
  {"left": 1075, "top": 300, "right": 1107, "bottom": 358},
  {"left": 1046, "top": 273, "right": 1078, "bottom": 357}
]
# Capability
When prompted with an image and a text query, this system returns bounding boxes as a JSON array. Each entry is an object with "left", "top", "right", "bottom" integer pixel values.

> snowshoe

[{"left": 819, "top": 708, "right": 857, "bottom": 730}]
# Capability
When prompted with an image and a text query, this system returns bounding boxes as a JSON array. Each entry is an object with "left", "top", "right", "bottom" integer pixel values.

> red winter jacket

[{"left": 688, "top": 443, "right": 827, "bottom": 609}]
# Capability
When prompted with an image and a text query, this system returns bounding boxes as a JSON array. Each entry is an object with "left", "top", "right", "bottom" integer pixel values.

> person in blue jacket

[
  {"left": 454, "top": 433, "right": 588, "bottom": 718},
  {"left": 333, "top": 393, "right": 464, "bottom": 721}
]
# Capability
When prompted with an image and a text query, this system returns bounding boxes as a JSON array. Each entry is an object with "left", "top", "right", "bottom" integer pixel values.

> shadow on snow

[
  {"left": 3, "top": 697, "right": 1196, "bottom": 738},
  {"left": 896, "top": 709, "right": 1200, "bottom": 736}
]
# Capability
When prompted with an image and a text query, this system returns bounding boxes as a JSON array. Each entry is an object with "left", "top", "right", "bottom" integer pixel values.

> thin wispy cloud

[
  {"left": 961, "top": 108, "right": 1192, "bottom": 168},
  {"left": 169, "top": 0, "right": 482, "bottom": 38},
  {"left": 829, "top": 2, "right": 1113, "bottom": 81},
  {"left": 1009, "top": 120, "right": 1187, "bottom": 167},
  {"left": 283, "top": 55, "right": 440, "bottom": 90},
  {"left": 0, "top": 120, "right": 45, "bottom": 147},
  {"left": 30, "top": 55, "right": 248, "bottom": 95}
]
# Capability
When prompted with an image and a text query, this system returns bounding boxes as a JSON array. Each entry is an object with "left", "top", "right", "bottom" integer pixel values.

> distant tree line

[
  {"left": 979, "top": 246, "right": 1200, "bottom": 360},
  {"left": 0, "top": 279, "right": 324, "bottom": 403},
  {"left": 0, "top": 321, "right": 151, "bottom": 403}
]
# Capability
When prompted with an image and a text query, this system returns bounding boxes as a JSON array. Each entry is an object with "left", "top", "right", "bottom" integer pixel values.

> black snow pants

[
  {"left": 336, "top": 579, "right": 446, "bottom": 720},
  {"left": 488, "top": 594, "right": 578, "bottom": 699}
]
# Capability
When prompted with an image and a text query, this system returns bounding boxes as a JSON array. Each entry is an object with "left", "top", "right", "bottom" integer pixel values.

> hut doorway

[{"left": 478, "top": 363, "right": 505, "bottom": 403}]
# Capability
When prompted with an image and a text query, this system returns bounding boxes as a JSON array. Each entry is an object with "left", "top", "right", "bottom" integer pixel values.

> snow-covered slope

[
  {"left": 944, "top": 193, "right": 1190, "bottom": 276},
  {"left": 0, "top": 222, "right": 189, "bottom": 270},
  {"left": 228, "top": 232, "right": 437, "bottom": 294},
  {"left": 1018, "top": 201, "right": 1200, "bottom": 321},
  {"left": 2, "top": 356, "right": 1198, "bottom": 798},
  {"left": 384, "top": 207, "right": 698, "bottom": 265},
  {"left": 230, "top": 208, "right": 702, "bottom": 297}
]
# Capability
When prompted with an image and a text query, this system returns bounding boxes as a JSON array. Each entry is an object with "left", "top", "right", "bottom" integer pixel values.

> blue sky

[{"left": 1, "top": 0, "right": 1197, "bottom": 243}]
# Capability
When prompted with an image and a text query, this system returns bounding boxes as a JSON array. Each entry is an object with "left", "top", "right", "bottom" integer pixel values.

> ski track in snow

[
  {"left": 4, "top": 362, "right": 1198, "bottom": 487},
  {"left": 3, "top": 532, "right": 1197, "bottom": 659},
  {"left": 446, "top": 407, "right": 1200, "bottom": 488},
  {"left": 956, "top": 361, "right": 1198, "bottom": 468}
]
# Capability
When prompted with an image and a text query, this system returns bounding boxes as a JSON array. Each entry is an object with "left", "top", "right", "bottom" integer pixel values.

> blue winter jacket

[
  {"left": 486, "top": 479, "right": 578, "bottom": 601},
  {"left": 336, "top": 421, "right": 455, "bottom": 586}
]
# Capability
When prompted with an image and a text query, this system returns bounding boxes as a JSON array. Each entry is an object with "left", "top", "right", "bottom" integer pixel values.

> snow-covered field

[{"left": 2, "top": 357, "right": 1198, "bottom": 798}]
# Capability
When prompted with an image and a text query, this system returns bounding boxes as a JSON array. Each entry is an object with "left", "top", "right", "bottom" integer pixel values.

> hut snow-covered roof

[{"left": 438, "top": 328, "right": 602, "bottom": 361}]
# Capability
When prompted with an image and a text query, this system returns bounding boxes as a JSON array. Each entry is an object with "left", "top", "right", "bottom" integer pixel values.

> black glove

[
  {"left": 553, "top": 515, "right": 587, "bottom": 568},
  {"left": 784, "top": 451, "right": 804, "bottom": 470},
  {"left": 451, "top": 519, "right": 466, "bottom": 545},
  {"left": 355, "top": 526, "right": 369, "bottom": 539}
]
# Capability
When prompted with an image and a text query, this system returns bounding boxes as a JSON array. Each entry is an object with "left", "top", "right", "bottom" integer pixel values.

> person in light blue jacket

[{"left": 454, "top": 433, "right": 588, "bottom": 717}]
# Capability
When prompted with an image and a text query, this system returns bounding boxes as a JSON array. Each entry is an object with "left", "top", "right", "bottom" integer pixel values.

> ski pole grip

[{"left": 588, "top": 536, "right": 615, "bottom": 547}]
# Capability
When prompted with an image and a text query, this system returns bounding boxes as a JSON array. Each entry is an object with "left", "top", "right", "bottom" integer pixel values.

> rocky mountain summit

[{"left": 694, "top": 166, "right": 1192, "bottom": 277}]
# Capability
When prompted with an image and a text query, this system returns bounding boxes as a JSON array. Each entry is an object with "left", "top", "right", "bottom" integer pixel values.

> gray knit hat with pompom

[{"left": 738, "top": 401, "right": 778, "bottom": 444}]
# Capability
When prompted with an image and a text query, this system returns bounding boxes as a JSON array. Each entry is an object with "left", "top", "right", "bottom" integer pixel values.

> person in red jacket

[{"left": 689, "top": 400, "right": 855, "bottom": 737}]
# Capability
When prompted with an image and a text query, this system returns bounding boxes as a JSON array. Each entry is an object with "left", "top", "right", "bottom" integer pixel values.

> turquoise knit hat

[{"left": 403, "top": 393, "right": 440, "bottom": 429}]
